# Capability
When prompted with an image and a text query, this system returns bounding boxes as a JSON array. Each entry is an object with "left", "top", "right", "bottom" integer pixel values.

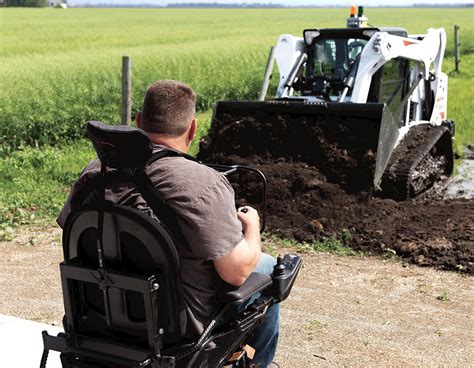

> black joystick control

[
  {"left": 269, "top": 254, "right": 302, "bottom": 302},
  {"left": 273, "top": 256, "right": 286, "bottom": 276}
]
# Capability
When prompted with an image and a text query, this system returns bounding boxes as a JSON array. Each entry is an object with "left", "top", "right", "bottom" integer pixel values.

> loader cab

[
  {"left": 295, "top": 28, "right": 376, "bottom": 99},
  {"left": 369, "top": 57, "right": 420, "bottom": 125},
  {"left": 295, "top": 27, "right": 411, "bottom": 103}
]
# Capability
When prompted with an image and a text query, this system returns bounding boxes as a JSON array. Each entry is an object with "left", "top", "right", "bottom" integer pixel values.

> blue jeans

[{"left": 240, "top": 253, "right": 279, "bottom": 367}]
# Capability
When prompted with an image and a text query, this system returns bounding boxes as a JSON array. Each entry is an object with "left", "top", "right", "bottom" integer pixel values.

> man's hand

[
  {"left": 213, "top": 206, "right": 262, "bottom": 286},
  {"left": 237, "top": 206, "right": 260, "bottom": 234}
]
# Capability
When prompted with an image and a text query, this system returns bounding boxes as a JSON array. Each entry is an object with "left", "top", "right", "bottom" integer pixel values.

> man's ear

[
  {"left": 188, "top": 118, "right": 197, "bottom": 142},
  {"left": 136, "top": 111, "right": 141, "bottom": 128}
]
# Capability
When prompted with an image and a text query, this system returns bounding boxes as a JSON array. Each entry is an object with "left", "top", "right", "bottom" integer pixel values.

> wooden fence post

[
  {"left": 121, "top": 56, "right": 132, "bottom": 125},
  {"left": 258, "top": 46, "right": 276, "bottom": 101},
  {"left": 454, "top": 25, "right": 460, "bottom": 73}
]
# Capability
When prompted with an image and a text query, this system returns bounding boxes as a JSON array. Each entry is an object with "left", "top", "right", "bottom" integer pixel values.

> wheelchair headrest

[{"left": 87, "top": 121, "right": 153, "bottom": 170}]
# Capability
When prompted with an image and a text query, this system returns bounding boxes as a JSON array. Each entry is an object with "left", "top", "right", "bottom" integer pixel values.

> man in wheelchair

[{"left": 42, "top": 80, "right": 301, "bottom": 367}]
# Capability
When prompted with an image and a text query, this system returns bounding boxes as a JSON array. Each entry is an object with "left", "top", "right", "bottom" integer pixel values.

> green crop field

[
  {"left": 1, "top": 8, "right": 473, "bottom": 152},
  {"left": 0, "top": 7, "right": 473, "bottom": 236}
]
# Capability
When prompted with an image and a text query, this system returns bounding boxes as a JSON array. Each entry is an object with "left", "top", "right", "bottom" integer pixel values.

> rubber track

[{"left": 382, "top": 125, "right": 450, "bottom": 200}]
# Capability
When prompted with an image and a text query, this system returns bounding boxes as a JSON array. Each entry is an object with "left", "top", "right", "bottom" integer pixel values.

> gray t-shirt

[{"left": 57, "top": 144, "right": 243, "bottom": 340}]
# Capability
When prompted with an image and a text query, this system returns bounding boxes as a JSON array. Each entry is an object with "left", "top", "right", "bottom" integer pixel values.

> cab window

[{"left": 379, "top": 57, "right": 409, "bottom": 113}]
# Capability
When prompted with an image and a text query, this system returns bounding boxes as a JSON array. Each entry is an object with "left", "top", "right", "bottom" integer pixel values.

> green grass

[
  {"left": 445, "top": 55, "right": 474, "bottom": 153},
  {"left": 436, "top": 291, "right": 451, "bottom": 302},
  {"left": 189, "top": 110, "right": 212, "bottom": 156},
  {"left": 262, "top": 231, "right": 364, "bottom": 257},
  {"left": 0, "top": 7, "right": 473, "bottom": 233},
  {"left": 0, "top": 111, "right": 212, "bottom": 238},
  {"left": 0, "top": 140, "right": 94, "bottom": 239},
  {"left": 0, "top": 8, "right": 473, "bottom": 153}
]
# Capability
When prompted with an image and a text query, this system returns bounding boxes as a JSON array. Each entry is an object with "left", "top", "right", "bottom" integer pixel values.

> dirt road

[
  {"left": 276, "top": 251, "right": 472, "bottom": 366},
  {"left": 0, "top": 226, "right": 472, "bottom": 366}
]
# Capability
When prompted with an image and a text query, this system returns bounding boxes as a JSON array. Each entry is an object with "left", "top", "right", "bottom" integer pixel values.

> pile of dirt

[
  {"left": 198, "top": 114, "right": 473, "bottom": 273},
  {"left": 203, "top": 109, "right": 380, "bottom": 193}
]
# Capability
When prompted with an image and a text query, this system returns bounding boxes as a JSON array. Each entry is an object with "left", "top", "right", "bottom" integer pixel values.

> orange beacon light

[{"left": 350, "top": 5, "right": 357, "bottom": 17}]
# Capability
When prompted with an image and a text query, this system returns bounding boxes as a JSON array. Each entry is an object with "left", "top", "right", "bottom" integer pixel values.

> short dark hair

[{"left": 140, "top": 80, "right": 196, "bottom": 137}]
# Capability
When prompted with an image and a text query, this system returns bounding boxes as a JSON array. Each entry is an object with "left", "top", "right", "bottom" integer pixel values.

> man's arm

[{"left": 213, "top": 207, "right": 261, "bottom": 286}]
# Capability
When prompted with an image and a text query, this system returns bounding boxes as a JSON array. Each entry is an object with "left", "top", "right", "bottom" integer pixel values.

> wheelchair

[{"left": 41, "top": 121, "right": 302, "bottom": 367}]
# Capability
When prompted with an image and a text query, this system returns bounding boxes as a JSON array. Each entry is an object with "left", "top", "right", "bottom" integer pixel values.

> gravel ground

[{"left": 0, "top": 226, "right": 472, "bottom": 367}]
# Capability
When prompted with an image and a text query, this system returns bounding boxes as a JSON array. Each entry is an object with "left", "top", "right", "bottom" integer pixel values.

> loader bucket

[{"left": 198, "top": 100, "right": 395, "bottom": 193}]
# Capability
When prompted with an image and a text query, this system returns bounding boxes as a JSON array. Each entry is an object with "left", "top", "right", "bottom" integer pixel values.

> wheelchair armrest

[{"left": 221, "top": 272, "right": 273, "bottom": 305}]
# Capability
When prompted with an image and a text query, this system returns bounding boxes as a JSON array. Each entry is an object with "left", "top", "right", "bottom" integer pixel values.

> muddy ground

[
  {"left": 0, "top": 227, "right": 472, "bottom": 366},
  {"left": 198, "top": 112, "right": 473, "bottom": 273}
]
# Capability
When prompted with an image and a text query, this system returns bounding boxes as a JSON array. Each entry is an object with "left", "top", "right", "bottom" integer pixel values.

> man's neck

[{"left": 148, "top": 132, "right": 189, "bottom": 154}]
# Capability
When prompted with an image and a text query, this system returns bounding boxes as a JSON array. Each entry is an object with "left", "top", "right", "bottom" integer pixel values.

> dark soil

[{"left": 198, "top": 113, "right": 474, "bottom": 273}]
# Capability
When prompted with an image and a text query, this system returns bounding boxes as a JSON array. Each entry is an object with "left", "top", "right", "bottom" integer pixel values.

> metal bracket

[
  {"left": 42, "top": 331, "right": 69, "bottom": 353},
  {"left": 157, "top": 354, "right": 176, "bottom": 367},
  {"left": 91, "top": 268, "right": 114, "bottom": 291}
]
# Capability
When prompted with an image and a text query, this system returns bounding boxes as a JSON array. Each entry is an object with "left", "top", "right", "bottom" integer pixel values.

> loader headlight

[{"left": 303, "top": 30, "right": 320, "bottom": 46}]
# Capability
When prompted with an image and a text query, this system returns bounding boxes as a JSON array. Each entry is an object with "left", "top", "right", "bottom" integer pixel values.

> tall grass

[
  {"left": 445, "top": 55, "right": 474, "bottom": 153},
  {"left": 0, "top": 110, "right": 212, "bottom": 239},
  {"left": 1, "top": 8, "right": 473, "bottom": 153}
]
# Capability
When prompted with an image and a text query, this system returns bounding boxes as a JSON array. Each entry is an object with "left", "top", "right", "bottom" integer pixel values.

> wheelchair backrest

[{"left": 59, "top": 121, "right": 187, "bottom": 358}]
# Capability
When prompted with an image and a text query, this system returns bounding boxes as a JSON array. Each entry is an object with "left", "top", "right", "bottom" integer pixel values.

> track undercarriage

[{"left": 381, "top": 124, "right": 454, "bottom": 200}]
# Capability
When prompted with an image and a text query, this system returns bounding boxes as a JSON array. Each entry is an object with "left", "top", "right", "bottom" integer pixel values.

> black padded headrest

[{"left": 86, "top": 121, "right": 153, "bottom": 170}]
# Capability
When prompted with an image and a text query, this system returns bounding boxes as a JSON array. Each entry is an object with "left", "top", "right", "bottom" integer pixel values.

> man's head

[{"left": 137, "top": 80, "right": 197, "bottom": 152}]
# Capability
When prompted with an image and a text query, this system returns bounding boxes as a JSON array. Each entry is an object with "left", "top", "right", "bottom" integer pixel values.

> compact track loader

[{"left": 199, "top": 6, "right": 454, "bottom": 200}]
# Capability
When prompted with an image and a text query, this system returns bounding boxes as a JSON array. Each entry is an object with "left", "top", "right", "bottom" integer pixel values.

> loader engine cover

[{"left": 199, "top": 100, "right": 385, "bottom": 193}]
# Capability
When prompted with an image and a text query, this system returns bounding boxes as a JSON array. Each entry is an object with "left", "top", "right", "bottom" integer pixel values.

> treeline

[
  {"left": 413, "top": 3, "right": 474, "bottom": 7},
  {"left": 167, "top": 3, "right": 283, "bottom": 7},
  {"left": 5, "top": 0, "right": 47, "bottom": 6}
]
